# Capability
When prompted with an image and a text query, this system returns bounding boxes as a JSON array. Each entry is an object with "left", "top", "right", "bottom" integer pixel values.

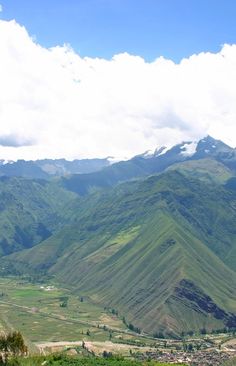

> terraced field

[{"left": 0, "top": 277, "right": 159, "bottom": 354}]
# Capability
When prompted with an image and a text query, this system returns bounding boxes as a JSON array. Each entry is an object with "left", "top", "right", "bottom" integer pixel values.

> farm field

[
  {"left": 1, "top": 276, "right": 236, "bottom": 365},
  {"left": 0, "top": 277, "right": 159, "bottom": 355}
]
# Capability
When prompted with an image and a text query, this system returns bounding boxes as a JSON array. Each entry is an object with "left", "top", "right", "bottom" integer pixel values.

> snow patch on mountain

[
  {"left": 142, "top": 149, "right": 156, "bottom": 158},
  {"left": 180, "top": 141, "right": 198, "bottom": 157},
  {"left": 0, "top": 159, "right": 14, "bottom": 165},
  {"left": 107, "top": 156, "right": 128, "bottom": 163},
  {"left": 156, "top": 146, "right": 171, "bottom": 156}
]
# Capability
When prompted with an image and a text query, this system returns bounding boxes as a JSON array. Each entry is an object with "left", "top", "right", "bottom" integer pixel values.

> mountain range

[
  {"left": 1, "top": 135, "right": 236, "bottom": 337},
  {"left": 0, "top": 157, "right": 111, "bottom": 179},
  {"left": 60, "top": 135, "right": 236, "bottom": 195}
]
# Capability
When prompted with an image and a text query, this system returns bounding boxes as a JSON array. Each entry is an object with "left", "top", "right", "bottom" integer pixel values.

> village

[{"left": 135, "top": 349, "right": 235, "bottom": 365}]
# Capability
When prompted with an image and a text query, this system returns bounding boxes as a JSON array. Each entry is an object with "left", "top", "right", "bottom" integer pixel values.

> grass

[{"left": 223, "top": 358, "right": 236, "bottom": 366}]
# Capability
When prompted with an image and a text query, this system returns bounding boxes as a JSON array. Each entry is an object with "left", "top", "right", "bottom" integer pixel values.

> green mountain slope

[
  {"left": 7, "top": 163, "right": 236, "bottom": 335},
  {"left": 167, "top": 158, "right": 233, "bottom": 184},
  {"left": 0, "top": 176, "right": 76, "bottom": 255}
]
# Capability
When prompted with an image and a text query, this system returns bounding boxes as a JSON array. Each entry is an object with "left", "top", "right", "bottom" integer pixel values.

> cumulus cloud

[{"left": 0, "top": 19, "right": 236, "bottom": 161}]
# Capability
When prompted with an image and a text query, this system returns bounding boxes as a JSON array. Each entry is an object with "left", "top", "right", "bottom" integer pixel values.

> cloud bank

[{"left": 0, "top": 19, "right": 236, "bottom": 160}]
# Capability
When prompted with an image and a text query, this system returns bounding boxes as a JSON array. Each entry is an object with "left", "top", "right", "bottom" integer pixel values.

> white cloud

[{"left": 0, "top": 19, "right": 236, "bottom": 161}]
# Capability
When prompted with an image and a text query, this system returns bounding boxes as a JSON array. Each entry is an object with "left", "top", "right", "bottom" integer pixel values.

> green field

[{"left": 0, "top": 277, "right": 159, "bottom": 355}]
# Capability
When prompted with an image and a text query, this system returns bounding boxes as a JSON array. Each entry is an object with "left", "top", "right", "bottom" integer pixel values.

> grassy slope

[
  {"left": 0, "top": 176, "right": 76, "bottom": 255},
  {"left": 167, "top": 158, "right": 233, "bottom": 184},
  {"left": 7, "top": 163, "right": 236, "bottom": 335}
]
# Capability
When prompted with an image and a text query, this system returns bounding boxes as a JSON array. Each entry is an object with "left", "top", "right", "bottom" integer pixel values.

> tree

[
  {"left": 7, "top": 331, "right": 27, "bottom": 356},
  {"left": 200, "top": 328, "right": 207, "bottom": 335},
  {"left": 188, "top": 343, "right": 193, "bottom": 352},
  {"left": 86, "top": 329, "right": 90, "bottom": 336}
]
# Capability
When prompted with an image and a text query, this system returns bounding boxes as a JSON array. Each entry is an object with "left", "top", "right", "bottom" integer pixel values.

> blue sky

[{"left": 1, "top": 0, "right": 236, "bottom": 61}]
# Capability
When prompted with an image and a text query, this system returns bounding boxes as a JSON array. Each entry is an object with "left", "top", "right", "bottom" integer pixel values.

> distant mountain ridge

[
  {"left": 60, "top": 136, "right": 236, "bottom": 195},
  {"left": 136, "top": 135, "right": 235, "bottom": 161},
  {"left": 0, "top": 136, "right": 235, "bottom": 184},
  {"left": 0, "top": 157, "right": 111, "bottom": 179}
]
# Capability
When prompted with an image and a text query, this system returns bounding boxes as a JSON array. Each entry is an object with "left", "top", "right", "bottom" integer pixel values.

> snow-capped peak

[{"left": 128, "top": 135, "right": 234, "bottom": 163}]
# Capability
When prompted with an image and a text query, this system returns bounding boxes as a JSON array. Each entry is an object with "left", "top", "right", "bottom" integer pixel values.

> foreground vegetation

[
  {"left": 6, "top": 354, "right": 182, "bottom": 366},
  {"left": 0, "top": 331, "right": 181, "bottom": 365},
  {"left": 223, "top": 358, "right": 236, "bottom": 366}
]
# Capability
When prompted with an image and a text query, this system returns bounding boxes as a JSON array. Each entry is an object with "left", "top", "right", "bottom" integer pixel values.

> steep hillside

[
  {"left": 0, "top": 176, "right": 76, "bottom": 255},
  {"left": 167, "top": 158, "right": 233, "bottom": 184},
  {"left": 7, "top": 165, "right": 236, "bottom": 335}
]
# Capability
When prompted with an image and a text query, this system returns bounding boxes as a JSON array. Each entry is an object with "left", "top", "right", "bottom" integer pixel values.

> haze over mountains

[
  {"left": 1, "top": 135, "right": 236, "bottom": 337},
  {"left": 0, "top": 157, "right": 111, "bottom": 179}
]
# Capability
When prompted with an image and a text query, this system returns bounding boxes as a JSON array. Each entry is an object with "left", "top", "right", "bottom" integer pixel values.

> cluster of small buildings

[
  {"left": 40, "top": 285, "right": 55, "bottom": 291},
  {"left": 136, "top": 349, "right": 235, "bottom": 365}
]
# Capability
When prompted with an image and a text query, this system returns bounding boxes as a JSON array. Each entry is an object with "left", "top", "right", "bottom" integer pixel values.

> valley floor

[{"left": 1, "top": 276, "right": 236, "bottom": 365}]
